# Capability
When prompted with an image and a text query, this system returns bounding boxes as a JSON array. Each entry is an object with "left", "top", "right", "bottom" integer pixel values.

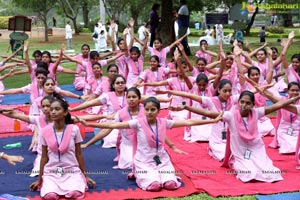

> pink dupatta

[{"left": 42, "top": 124, "right": 74, "bottom": 154}]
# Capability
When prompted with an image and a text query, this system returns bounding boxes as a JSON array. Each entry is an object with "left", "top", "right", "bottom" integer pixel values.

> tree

[
  {"left": 57, "top": 0, "right": 81, "bottom": 35},
  {"left": 12, "top": 0, "right": 57, "bottom": 42},
  {"left": 156, "top": 0, "right": 173, "bottom": 46}
]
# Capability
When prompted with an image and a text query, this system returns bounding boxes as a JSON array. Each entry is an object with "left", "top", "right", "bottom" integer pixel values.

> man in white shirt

[{"left": 65, "top": 21, "right": 72, "bottom": 49}]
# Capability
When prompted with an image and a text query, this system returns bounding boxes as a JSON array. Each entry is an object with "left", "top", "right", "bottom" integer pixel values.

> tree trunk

[
  {"left": 82, "top": 3, "right": 89, "bottom": 28},
  {"left": 41, "top": 14, "right": 48, "bottom": 42},
  {"left": 157, "top": 0, "right": 173, "bottom": 46},
  {"left": 130, "top": 5, "right": 139, "bottom": 29},
  {"left": 244, "top": 0, "right": 263, "bottom": 35},
  {"left": 282, "top": 12, "right": 293, "bottom": 27},
  {"left": 71, "top": 18, "right": 79, "bottom": 35}
]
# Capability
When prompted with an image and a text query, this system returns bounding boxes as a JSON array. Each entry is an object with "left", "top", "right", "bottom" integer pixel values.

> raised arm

[
  {"left": 281, "top": 31, "right": 294, "bottom": 69},
  {"left": 63, "top": 54, "right": 83, "bottom": 66},
  {"left": 52, "top": 44, "right": 64, "bottom": 74},
  {"left": 168, "top": 32, "right": 188, "bottom": 49},
  {"left": 1, "top": 45, "right": 24, "bottom": 64},
  {"left": 81, "top": 129, "right": 113, "bottom": 148},
  {"left": 265, "top": 47, "right": 274, "bottom": 84},
  {"left": 106, "top": 52, "right": 125, "bottom": 63},
  {"left": 23, "top": 41, "right": 32, "bottom": 73},
  {"left": 177, "top": 43, "right": 193, "bottom": 71},
  {"left": 141, "top": 33, "right": 149, "bottom": 57},
  {"left": 248, "top": 42, "right": 267, "bottom": 58}
]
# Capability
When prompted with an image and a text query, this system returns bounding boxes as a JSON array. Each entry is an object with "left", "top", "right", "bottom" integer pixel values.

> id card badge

[
  {"left": 222, "top": 131, "right": 226, "bottom": 140},
  {"left": 56, "top": 166, "right": 63, "bottom": 177},
  {"left": 153, "top": 155, "right": 162, "bottom": 166},
  {"left": 244, "top": 149, "right": 251, "bottom": 160},
  {"left": 286, "top": 127, "right": 293, "bottom": 136}
]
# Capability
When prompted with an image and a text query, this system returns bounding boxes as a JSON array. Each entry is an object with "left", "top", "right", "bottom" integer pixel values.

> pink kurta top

[
  {"left": 147, "top": 46, "right": 170, "bottom": 67},
  {"left": 222, "top": 108, "right": 283, "bottom": 182}
]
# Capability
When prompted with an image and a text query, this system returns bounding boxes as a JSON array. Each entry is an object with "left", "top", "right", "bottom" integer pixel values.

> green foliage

[
  {"left": 0, "top": 16, "right": 10, "bottom": 29},
  {"left": 78, "top": 27, "right": 91, "bottom": 33},
  {"left": 265, "top": 26, "right": 285, "bottom": 34}
]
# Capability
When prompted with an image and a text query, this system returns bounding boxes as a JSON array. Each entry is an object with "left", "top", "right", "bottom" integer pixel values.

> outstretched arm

[
  {"left": 172, "top": 111, "right": 223, "bottom": 128},
  {"left": 69, "top": 98, "right": 103, "bottom": 111},
  {"left": 2, "top": 45, "right": 24, "bottom": 64}
]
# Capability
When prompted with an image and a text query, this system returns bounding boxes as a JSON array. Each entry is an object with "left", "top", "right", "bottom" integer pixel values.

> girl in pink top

[
  {"left": 145, "top": 34, "right": 187, "bottom": 67},
  {"left": 30, "top": 98, "right": 96, "bottom": 199},
  {"left": 73, "top": 44, "right": 90, "bottom": 90},
  {"left": 123, "top": 29, "right": 148, "bottom": 88},
  {"left": 270, "top": 47, "right": 287, "bottom": 92},
  {"left": 166, "top": 79, "right": 239, "bottom": 159},
  {"left": 195, "top": 39, "right": 216, "bottom": 64},
  {"left": 239, "top": 50, "right": 276, "bottom": 137},
  {"left": 70, "top": 75, "right": 128, "bottom": 148},
  {"left": 87, "top": 64, "right": 119, "bottom": 100},
  {"left": 143, "top": 49, "right": 194, "bottom": 121},
  {"left": 80, "top": 97, "right": 222, "bottom": 191},
  {"left": 183, "top": 91, "right": 299, "bottom": 182},
  {"left": 81, "top": 87, "right": 145, "bottom": 170}
]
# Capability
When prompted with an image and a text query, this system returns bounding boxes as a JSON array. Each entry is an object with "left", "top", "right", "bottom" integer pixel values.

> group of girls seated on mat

[{"left": 1, "top": 19, "right": 300, "bottom": 198}]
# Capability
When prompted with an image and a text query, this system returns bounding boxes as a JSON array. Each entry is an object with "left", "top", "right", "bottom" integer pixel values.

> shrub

[
  {"left": 265, "top": 26, "right": 284, "bottom": 34},
  {"left": 0, "top": 16, "right": 10, "bottom": 29}
]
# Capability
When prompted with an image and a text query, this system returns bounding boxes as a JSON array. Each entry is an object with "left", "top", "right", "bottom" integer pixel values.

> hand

[
  {"left": 6, "top": 155, "right": 24, "bottom": 165},
  {"left": 266, "top": 47, "right": 272, "bottom": 56},
  {"left": 177, "top": 43, "right": 184, "bottom": 52},
  {"left": 174, "top": 48, "right": 180, "bottom": 61},
  {"left": 86, "top": 176, "right": 96, "bottom": 188},
  {"left": 78, "top": 118, "right": 88, "bottom": 126},
  {"left": 29, "top": 181, "right": 40, "bottom": 191},
  {"left": 81, "top": 143, "right": 88, "bottom": 149},
  {"left": 233, "top": 39, "right": 238, "bottom": 47},
  {"left": 255, "top": 82, "right": 275, "bottom": 94},
  {"left": 214, "top": 111, "right": 224, "bottom": 123},
  {"left": 233, "top": 46, "right": 242, "bottom": 56},
  {"left": 24, "top": 41, "right": 29, "bottom": 52},
  {"left": 172, "top": 146, "right": 188, "bottom": 155},
  {"left": 288, "top": 31, "right": 294, "bottom": 39},
  {"left": 81, "top": 95, "right": 89, "bottom": 101},
  {"left": 28, "top": 138, "right": 38, "bottom": 151},
  {"left": 128, "top": 18, "right": 134, "bottom": 27}
]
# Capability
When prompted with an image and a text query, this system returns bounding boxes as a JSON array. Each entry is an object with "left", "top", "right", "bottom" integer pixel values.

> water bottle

[{"left": 14, "top": 119, "right": 21, "bottom": 132}]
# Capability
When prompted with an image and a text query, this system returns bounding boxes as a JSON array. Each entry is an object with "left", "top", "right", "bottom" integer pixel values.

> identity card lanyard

[
  {"left": 53, "top": 125, "right": 66, "bottom": 162},
  {"left": 148, "top": 120, "right": 161, "bottom": 166},
  {"left": 242, "top": 117, "right": 251, "bottom": 160},
  {"left": 219, "top": 97, "right": 227, "bottom": 140},
  {"left": 127, "top": 106, "right": 140, "bottom": 119},
  {"left": 287, "top": 113, "right": 294, "bottom": 135}
]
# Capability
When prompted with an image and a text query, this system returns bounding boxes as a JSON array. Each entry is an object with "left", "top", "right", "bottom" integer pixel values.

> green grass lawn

[{"left": 0, "top": 30, "right": 299, "bottom": 199}]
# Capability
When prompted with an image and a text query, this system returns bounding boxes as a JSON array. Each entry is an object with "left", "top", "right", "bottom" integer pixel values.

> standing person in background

[
  {"left": 52, "top": 17, "right": 57, "bottom": 27},
  {"left": 259, "top": 26, "right": 266, "bottom": 43},
  {"left": 177, "top": 0, "right": 191, "bottom": 56},
  {"left": 149, "top": 3, "right": 160, "bottom": 47},
  {"left": 65, "top": 21, "right": 72, "bottom": 49}
]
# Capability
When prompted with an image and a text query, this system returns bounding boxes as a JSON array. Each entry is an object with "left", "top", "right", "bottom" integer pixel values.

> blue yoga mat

[
  {"left": 256, "top": 192, "right": 300, "bottom": 200},
  {"left": 0, "top": 133, "right": 137, "bottom": 197},
  {"left": 2, "top": 84, "right": 84, "bottom": 105}
]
